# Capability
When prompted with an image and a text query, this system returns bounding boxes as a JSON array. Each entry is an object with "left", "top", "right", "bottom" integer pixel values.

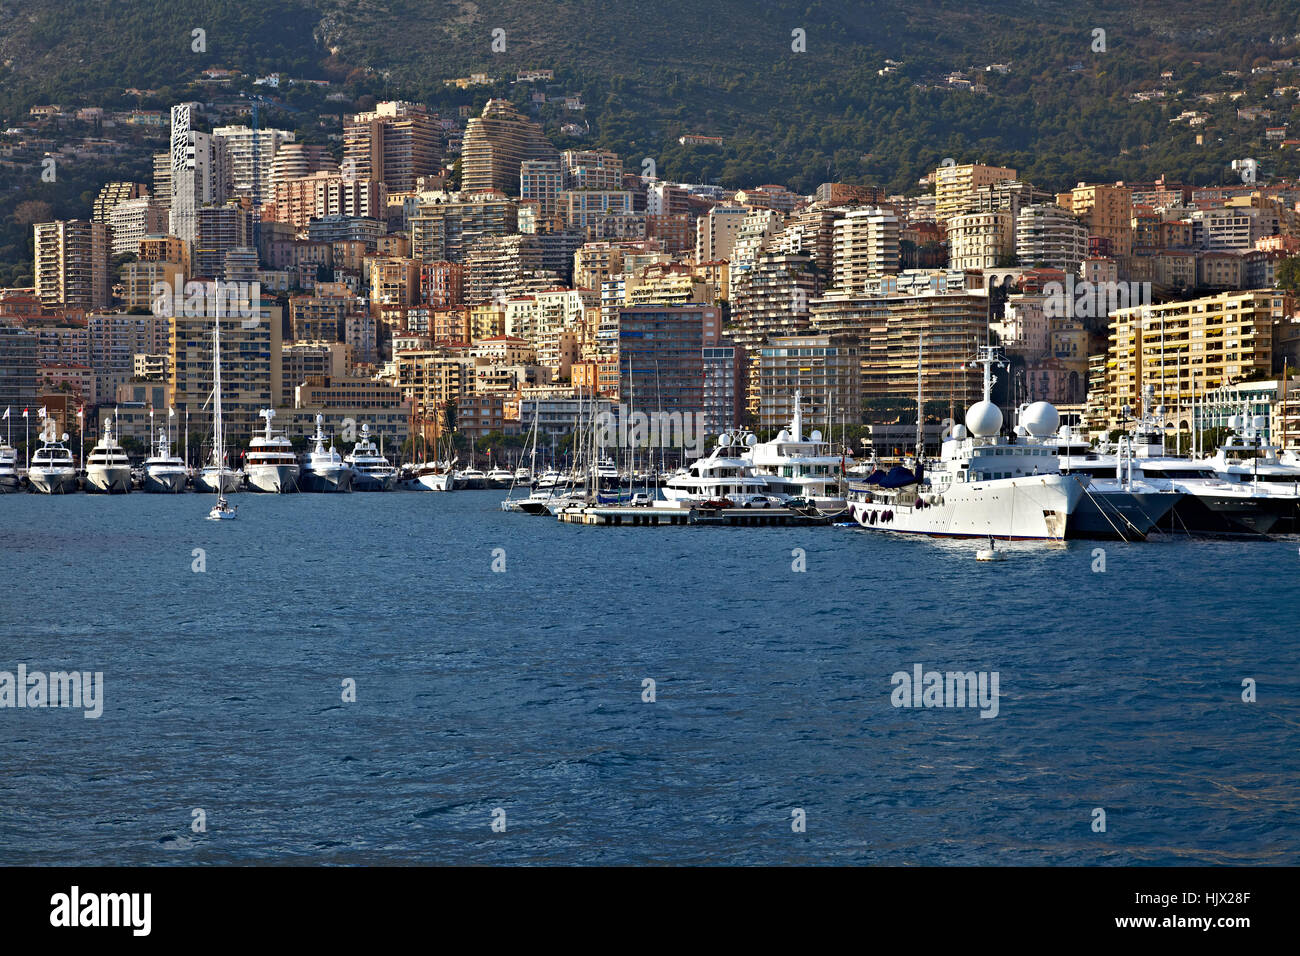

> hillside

[{"left": 3, "top": 0, "right": 1300, "bottom": 284}]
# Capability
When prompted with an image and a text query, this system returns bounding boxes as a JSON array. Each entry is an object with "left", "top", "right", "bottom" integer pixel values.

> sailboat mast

[
  {"left": 915, "top": 333, "right": 924, "bottom": 460},
  {"left": 212, "top": 315, "right": 224, "bottom": 493}
]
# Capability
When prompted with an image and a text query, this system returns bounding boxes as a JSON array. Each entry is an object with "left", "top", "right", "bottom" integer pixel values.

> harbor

[{"left": 5, "top": 359, "right": 1300, "bottom": 548}]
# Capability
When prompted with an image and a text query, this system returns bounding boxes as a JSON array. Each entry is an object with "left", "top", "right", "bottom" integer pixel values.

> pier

[{"left": 556, "top": 505, "right": 832, "bottom": 526}]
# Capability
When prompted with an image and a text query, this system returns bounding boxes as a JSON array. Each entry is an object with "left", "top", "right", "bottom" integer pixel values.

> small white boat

[
  {"left": 975, "top": 536, "right": 1006, "bottom": 562},
  {"left": 205, "top": 318, "right": 239, "bottom": 521},
  {"left": 208, "top": 496, "right": 238, "bottom": 520}
]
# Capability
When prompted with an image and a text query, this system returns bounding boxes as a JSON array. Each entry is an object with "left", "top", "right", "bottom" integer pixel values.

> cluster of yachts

[
  {"left": 8, "top": 344, "right": 1300, "bottom": 543},
  {"left": 838, "top": 349, "right": 1300, "bottom": 542},
  {"left": 0, "top": 411, "right": 405, "bottom": 495},
  {"left": 502, "top": 361, "right": 1300, "bottom": 542},
  {"left": 0, "top": 408, "right": 588, "bottom": 497}
]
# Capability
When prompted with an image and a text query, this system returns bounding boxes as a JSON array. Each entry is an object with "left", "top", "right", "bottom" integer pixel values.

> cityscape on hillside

[
  {"left": 1, "top": 2, "right": 1298, "bottom": 901},
  {"left": 4, "top": 83, "right": 1300, "bottom": 464}
]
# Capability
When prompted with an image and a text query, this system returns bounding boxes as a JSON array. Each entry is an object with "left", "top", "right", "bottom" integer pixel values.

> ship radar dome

[
  {"left": 810, "top": 429, "right": 822, "bottom": 441},
  {"left": 1021, "top": 401, "right": 1060, "bottom": 438},
  {"left": 776, "top": 429, "right": 791, "bottom": 442},
  {"left": 965, "top": 400, "right": 1003, "bottom": 438},
  {"left": 951, "top": 424, "right": 968, "bottom": 441},
  {"left": 745, "top": 433, "right": 758, "bottom": 447}
]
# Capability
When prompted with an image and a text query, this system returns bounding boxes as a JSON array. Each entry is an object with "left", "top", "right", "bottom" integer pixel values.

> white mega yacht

[
  {"left": 27, "top": 423, "right": 79, "bottom": 494},
  {"left": 142, "top": 429, "right": 188, "bottom": 493},
  {"left": 661, "top": 431, "right": 771, "bottom": 503},
  {"left": 246, "top": 409, "right": 300, "bottom": 493},
  {"left": 847, "top": 345, "right": 1084, "bottom": 540},
  {"left": 346, "top": 424, "right": 397, "bottom": 491},
  {"left": 85, "top": 416, "right": 132, "bottom": 494},
  {"left": 745, "top": 390, "right": 849, "bottom": 509},
  {"left": 0, "top": 442, "right": 18, "bottom": 493},
  {"left": 1056, "top": 388, "right": 1300, "bottom": 536},
  {"left": 300, "top": 414, "right": 354, "bottom": 493}
]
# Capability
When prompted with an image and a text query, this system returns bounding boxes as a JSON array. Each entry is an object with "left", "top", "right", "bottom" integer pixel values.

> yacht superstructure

[
  {"left": 246, "top": 409, "right": 300, "bottom": 493},
  {"left": 847, "top": 345, "right": 1083, "bottom": 540},
  {"left": 85, "top": 416, "right": 132, "bottom": 494}
]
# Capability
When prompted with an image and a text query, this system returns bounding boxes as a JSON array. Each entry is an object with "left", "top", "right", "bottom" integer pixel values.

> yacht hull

[
  {"left": 301, "top": 466, "right": 355, "bottom": 493},
  {"left": 416, "top": 472, "right": 455, "bottom": 492},
  {"left": 1067, "top": 489, "right": 1182, "bottom": 540},
  {"left": 352, "top": 471, "right": 396, "bottom": 492},
  {"left": 247, "top": 464, "right": 301, "bottom": 493},
  {"left": 143, "top": 469, "right": 189, "bottom": 493},
  {"left": 1162, "top": 492, "right": 1291, "bottom": 536},
  {"left": 849, "top": 474, "right": 1083, "bottom": 540},
  {"left": 84, "top": 467, "right": 132, "bottom": 494},
  {"left": 194, "top": 470, "right": 242, "bottom": 495},
  {"left": 28, "top": 470, "right": 79, "bottom": 494}
]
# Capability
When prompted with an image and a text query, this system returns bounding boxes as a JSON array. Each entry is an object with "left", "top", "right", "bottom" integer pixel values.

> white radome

[
  {"left": 1021, "top": 401, "right": 1060, "bottom": 438},
  {"left": 965, "top": 400, "right": 1003, "bottom": 438}
]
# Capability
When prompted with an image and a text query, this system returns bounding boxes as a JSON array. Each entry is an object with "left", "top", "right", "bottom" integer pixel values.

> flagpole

[{"left": 25, "top": 410, "right": 29, "bottom": 472}]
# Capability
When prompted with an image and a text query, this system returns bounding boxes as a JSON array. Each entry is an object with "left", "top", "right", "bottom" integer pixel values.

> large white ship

[
  {"left": 346, "top": 424, "right": 397, "bottom": 491},
  {"left": 27, "top": 421, "right": 79, "bottom": 494},
  {"left": 744, "top": 390, "right": 849, "bottom": 509},
  {"left": 847, "top": 345, "right": 1083, "bottom": 540},
  {"left": 661, "top": 431, "right": 771, "bottom": 503},
  {"left": 246, "top": 409, "right": 300, "bottom": 493},
  {"left": 0, "top": 441, "right": 18, "bottom": 493},
  {"left": 300, "top": 414, "right": 354, "bottom": 493},
  {"left": 142, "top": 426, "right": 188, "bottom": 493},
  {"left": 84, "top": 415, "right": 132, "bottom": 494}
]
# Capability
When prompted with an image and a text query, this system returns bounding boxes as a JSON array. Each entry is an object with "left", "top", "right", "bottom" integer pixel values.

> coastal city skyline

[{"left": 0, "top": 0, "right": 1293, "bottom": 930}]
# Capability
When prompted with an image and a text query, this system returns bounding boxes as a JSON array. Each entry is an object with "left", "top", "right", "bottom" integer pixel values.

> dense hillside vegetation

[{"left": 3, "top": 0, "right": 1300, "bottom": 285}]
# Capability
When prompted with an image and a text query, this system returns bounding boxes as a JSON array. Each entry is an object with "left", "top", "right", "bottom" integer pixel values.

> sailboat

[{"left": 207, "top": 319, "right": 237, "bottom": 520}]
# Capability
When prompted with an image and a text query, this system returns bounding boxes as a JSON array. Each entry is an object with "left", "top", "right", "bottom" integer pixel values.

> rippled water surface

[{"left": 1, "top": 491, "right": 1297, "bottom": 864}]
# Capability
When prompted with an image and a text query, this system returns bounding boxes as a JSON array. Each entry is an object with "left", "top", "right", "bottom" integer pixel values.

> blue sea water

[{"left": 0, "top": 490, "right": 1297, "bottom": 866}]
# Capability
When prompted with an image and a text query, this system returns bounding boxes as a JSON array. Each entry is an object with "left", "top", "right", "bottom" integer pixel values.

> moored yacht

[
  {"left": 85, "top": 416, "right": 132, "bottom": 494},
  {"left": 1032, "top": 417, "right": 1182, "bottom": 541},
  {"left": 346, "top": 423, "right": 397, "bottom": 491},
  {"left": 300, "top": 413, "right": 354, "bottom": 493},
  {"left": 1064, "top": 388, "right": 1300, "bottom": 536},
  {"left": 246, "top": 409, "right": 300, "bottom": 493},
  {"left": 142, "top": 430, "right": 188, "bottom": 493},
  {"left": 745, "top": 390, "right": 850, "bottom": 510},
  {"left": 661, "top": 431, "right": 771, "bottom": 503},
  {"left": 193, "top": 461, "right": 242, "bottom": 495},
  {"left": 486, "top": 465, "right": 515, "bottom": 488},
  {"left": 847, "top": 345, "right": 1083, "bottom": 540},
  {"left": 27, "top": 426, "right": 79, "bottom": 494},
  {"left": 0, "top": 442, "right": 18, "bottom": 493},
  {"left": 455, "top": 465, "right": 487, "bottom": 490}
]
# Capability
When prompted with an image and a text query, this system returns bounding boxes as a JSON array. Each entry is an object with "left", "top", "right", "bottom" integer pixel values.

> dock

[{"left": 556, "top": 505, "right": 832, "bottom": 526}]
